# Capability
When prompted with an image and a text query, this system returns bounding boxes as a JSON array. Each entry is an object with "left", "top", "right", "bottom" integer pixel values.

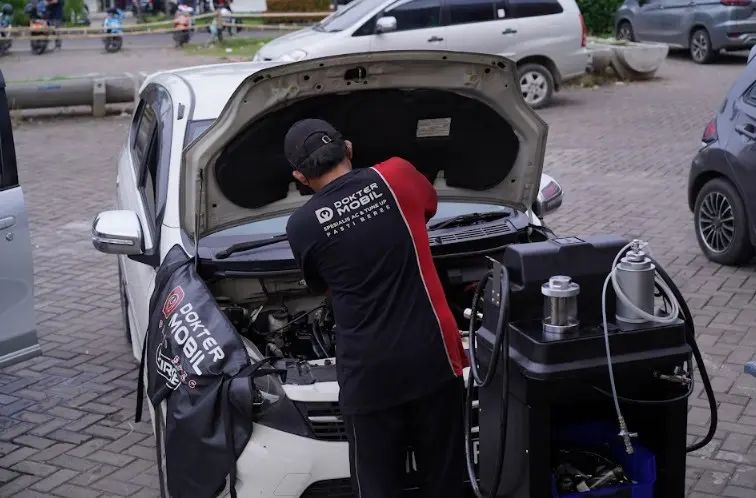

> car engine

[{"left": 216, "top": 293, "right": 337, "bottom": 361}]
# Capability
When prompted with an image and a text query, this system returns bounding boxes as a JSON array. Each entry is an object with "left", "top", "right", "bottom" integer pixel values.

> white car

[
  {"left": 253, "top": 0, "right": 589, "bottom": 109},
  {"left": 91, "top": 51, "right": 561, "bottom": 497}
]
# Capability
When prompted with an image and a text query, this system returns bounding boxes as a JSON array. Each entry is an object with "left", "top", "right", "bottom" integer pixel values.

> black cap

[{"left": 284, "top": 119, "right": 344, "bottom": 171}]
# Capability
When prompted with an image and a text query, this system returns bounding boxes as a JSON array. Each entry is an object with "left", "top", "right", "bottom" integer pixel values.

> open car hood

[{"left": 182, "top": 51, "right": 548, "bottom": 240}]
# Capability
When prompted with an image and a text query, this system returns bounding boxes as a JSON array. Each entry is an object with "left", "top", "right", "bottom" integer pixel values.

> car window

[
  {"left": 317, "top": 0, "right": 384, "bottom": 32},
  {"left": 386, "top": 0, "right": 443, "bottom": 31},
  {"left": 202, "top": 201, "right": 511, "bottom": 240},
  {"left": 134, "top": 104, "right": 157, "bottom": 167},
  {"left": 139, "top": 128, "right": 159, "bottom": 218},
  {"left": 0, "top": 73, "right": 18, "bottom": 191},
  {"left": 446, "top": 0, "right": 495, "bottom": 25},
  {"left": 500, "top": 0, "right": 563, "bottom": 18}
]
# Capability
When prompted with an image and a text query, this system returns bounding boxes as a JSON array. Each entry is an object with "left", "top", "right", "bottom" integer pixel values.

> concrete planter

[{"left": 587, "top": 38, "right": 669, "bottom": 81}]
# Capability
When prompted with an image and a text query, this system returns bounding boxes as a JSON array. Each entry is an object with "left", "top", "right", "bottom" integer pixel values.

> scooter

[
  {"left": 0, "top": 4, "right": 13, "bottom": 57},
  {"left": 25, "top": 2, "right": 50, "bottom": 55},
  {"left": 172, "top": 4, "right": 192, "bottom": 47},
  {"left": 102, "top": 8, "right": 124, "bottom": 53}
]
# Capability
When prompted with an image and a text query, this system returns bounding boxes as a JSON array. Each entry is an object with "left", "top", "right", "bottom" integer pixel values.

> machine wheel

[
  {"left": 616, "top": 21, "right": 635, "bottom": 42},
  {"left": 118, "top": 263, "right": 133, "bottom": 345},
  {"left": 693, "top": 178, "right": 754, "bottom": 265},
  {"left": 690, "top": 28, "right": 716, "bottom": 64},
  {"left": 105, "top": 36, "right": 123, "bottom": 53},
  {"left": 517, "top": 62, "right": 554, "bottom": 110}
]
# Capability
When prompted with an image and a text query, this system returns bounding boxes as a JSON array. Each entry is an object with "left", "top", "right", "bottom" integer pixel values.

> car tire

[
  {"left": 690, "top": 28, "right": 716, "bottom": 64},
  {"left": 518, "top": 63, "right": 554, "bottom": 110},
  {"left": 118, "top": 263, "right": 133, "bottom": 345},
  {"left": 616, "top": 21, "right": 635, "bottom": 42},
  {"left": 693, "top": 178, "right": 754, "bottom": 266}
]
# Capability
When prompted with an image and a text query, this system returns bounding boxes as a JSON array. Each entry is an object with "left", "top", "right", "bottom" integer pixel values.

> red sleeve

[{"left": 375, "top": 157, "right": 437, "bottom": 221}]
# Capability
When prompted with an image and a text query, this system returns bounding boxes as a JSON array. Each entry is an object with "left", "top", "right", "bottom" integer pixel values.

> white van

[{"left": 254, "top": 0, "right": 589, "bottom": 108}]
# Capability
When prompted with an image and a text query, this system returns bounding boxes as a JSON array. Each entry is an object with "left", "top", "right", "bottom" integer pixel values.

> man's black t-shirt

[{"left": 286, "top": 157, "right": 468, "bottom": 415}]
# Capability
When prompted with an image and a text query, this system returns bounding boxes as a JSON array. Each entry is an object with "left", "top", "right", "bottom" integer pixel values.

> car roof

[{"left": 148, "top": 61, "right": 286, "bottom": 121}]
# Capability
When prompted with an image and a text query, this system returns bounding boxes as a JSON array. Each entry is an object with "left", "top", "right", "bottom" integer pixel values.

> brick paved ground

[{"left": 1, "top": 51, "right": 756, "bottom": 497}]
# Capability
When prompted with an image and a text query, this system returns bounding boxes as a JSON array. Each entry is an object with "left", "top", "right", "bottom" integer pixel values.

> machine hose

[
  {"left": 650, "top": 257, "right": 718, "bottom": 453},
  {"left": 465, "top": 267, "right": 511, "bottom": 498}
]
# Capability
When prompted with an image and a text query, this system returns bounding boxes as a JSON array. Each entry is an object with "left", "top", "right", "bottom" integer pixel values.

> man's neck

[{"left": 312, "top": 162, "right": 351, "bottom": 191}]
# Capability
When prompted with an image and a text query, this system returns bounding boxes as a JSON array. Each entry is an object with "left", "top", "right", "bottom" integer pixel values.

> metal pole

[{"left": 5, "top": 74, "right": 146, "bottom": 111}]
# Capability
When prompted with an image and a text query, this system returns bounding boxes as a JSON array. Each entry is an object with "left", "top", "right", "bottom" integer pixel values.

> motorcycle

[
  {"left": 102, "top": 8, "right": 124, "bottom": 53},
  {"left": 172, "top": 4, "right": 192, "bottom": 47},
  {"left": 25, "top": 2, "right": 50, "bottom": 55},
  {"left": 0, "top": 4, "right": 12, "bottom": 57}
]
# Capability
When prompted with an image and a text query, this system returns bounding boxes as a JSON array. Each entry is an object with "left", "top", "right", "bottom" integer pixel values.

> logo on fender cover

[
  {"left": 155, "top": 344, "right": 182, "bottom": 390},
  {"left": 163, "top": 286, "right": 185, "bottom": 318}
]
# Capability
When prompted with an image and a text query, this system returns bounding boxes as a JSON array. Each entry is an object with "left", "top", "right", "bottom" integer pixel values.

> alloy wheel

[
  {"left": 520, "top": 71, "right": 548, "bottom": 107},
  {"left": 698, "top": 191, "right": 735, "bottom": 253},
  {"left": 617, "top": 24, "right": 632, "bottom": 41},
  {"left": 691, "top": 32, "right": 709, "bottom": 63}
]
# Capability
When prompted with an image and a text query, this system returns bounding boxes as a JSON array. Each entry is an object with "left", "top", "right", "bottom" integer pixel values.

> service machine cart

[{"left": 463, "top": 235, "right": 719, "bottom": 498}]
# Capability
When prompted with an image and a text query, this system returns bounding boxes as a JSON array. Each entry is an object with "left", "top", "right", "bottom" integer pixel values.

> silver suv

[
  {"left": 615, "top": 0, "right": 756, "bottom": 64},
  {"left": 254, "top": 0, "right": 590, "bottom": 109}
]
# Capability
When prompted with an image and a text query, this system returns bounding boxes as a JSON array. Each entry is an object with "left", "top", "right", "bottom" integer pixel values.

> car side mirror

[
  {"left": 91, "top": 210, "right": 144, "bottom": 256},
  {"left": 375, "top": 16, "right": 397, "bottom": 34},
  {"left": 532, "top": 177, "right": 563, "bottom": 218}
]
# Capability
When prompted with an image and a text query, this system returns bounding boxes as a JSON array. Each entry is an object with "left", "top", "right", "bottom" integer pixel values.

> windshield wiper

[
  {"left": 427, "top": 212, "right": 510, "bottom": 231},
  {"left": 215, "top": 234, "right": 288, "bottom": 260}
]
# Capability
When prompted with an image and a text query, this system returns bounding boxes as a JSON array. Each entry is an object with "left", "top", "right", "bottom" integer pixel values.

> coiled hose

[{"left": 465, "top": 266, "right": 511, "bottom": 498}]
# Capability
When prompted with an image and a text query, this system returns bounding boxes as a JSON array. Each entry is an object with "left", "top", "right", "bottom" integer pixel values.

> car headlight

[{"left": 278, "top": 49, "right": 308, "bottom": 62}]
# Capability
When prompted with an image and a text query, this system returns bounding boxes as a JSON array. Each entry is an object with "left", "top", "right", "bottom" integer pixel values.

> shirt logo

[{"left": 315, "top": 207, "right": 334, "bottom": 224}]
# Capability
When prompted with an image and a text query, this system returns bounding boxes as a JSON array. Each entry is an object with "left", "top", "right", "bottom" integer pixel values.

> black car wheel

[
  {"left": 694, "top": 178, "right": 754, "bottom": 265},
  {"left": 616, "top": 21, "right": 634, "bottom": 42},
  {"left": 118, "top": 263, "right": 133, "bottom": 344},
  {"left": 690, "top": 28, "right": 716, "bottom": 64}
]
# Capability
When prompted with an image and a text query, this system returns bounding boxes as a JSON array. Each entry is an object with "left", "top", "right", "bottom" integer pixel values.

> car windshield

[
  {"left": 202, "top": 202, "right": 512, "bottom": 242},
  {"left": 315, "top": 0, "right": 382, "bottom": 32}
]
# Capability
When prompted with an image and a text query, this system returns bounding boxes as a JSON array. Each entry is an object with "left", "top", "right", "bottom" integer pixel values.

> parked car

[
  {"left": 252, "top": 0, "right": 589, "bottom": 109},
  {"left": 0, "top": 70, "right": 41, "bottom": 368},
  {"left": 615, "top": 0, "right": 756, "bottom": 64},
  {"left": 90, "top": 51, "right": 564, "bottom": 497},
  {"left": 688, "top": 45, "right": 756, "bottom": 265}
]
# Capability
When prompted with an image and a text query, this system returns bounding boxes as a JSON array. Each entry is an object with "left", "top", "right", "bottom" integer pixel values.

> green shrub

[
  {"left": 5, "top": 0, "right": 29, "bottom": 25},
  {"left": 63, "top": 0, "right": 85, "bottom": 22},
  {"left": 263, "top": 0, "right": 331, "bottom": 25},
  {"left": 577, "top": 0, "right": 623, "bottom": 36}
]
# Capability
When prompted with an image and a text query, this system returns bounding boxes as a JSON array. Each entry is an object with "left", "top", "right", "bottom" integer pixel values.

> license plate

[{"left": 405, "top": 439, "right": 479, "bottom": 474}]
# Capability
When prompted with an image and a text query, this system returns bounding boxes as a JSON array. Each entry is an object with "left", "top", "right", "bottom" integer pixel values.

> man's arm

[
  {"left": 286, "top": 218, "right": 329, "bottom": 294},
  {"left": 385, "top": 157, "right": 438, "bottom": 221}
]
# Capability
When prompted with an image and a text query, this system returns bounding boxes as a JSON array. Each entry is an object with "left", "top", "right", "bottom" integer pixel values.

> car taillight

[
  {"left": 579, "top": 14, "right": 587, "bottom": 48},
  {"left": 702, "top": 118, "right": 718, "bottom": 143},
  {"left": 721, "top": 0, "right": 750, "bottom": 6}
]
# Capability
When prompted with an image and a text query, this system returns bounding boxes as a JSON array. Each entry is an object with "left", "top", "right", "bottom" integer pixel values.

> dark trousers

[{"left": 343, "top": 377, "right": 467, "bottom": 498}]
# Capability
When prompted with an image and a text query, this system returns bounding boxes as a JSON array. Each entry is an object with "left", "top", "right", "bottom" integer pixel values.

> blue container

[{"left": 551, "top": 421, "right": 656, "bottom": 498}]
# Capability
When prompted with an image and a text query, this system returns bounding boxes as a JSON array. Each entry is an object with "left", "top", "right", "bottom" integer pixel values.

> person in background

[{"left": 45, "top": 0, "right": 64, "bottom": 49}]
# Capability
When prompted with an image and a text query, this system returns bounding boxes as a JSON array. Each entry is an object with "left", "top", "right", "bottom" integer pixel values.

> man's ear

[
  {"left": 345, "top": 140, "right": 353, "bottom": 161},
  {"left": 292, "top": 170, "right": 308, "bottom": 186}
]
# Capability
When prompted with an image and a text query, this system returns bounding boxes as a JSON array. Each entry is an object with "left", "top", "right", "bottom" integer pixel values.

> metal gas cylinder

[
  {"left": 615, "top": 242, "right": 656, "bottom": 325},
  {"left": 541, "top": 275, "right": 580, "bottom": 336}
]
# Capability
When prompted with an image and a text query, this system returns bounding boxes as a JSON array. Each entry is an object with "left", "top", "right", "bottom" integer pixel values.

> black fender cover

[{"left": 135, "top": 244, "right": 283, "bottom": 498}]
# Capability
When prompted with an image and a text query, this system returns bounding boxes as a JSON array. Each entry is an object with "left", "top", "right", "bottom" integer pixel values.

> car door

[
  {"left": 487, "top": 0, "right": 568, "bottom": 60},
  {"left": 632, "top": 0, "right": 666, "bottom": 40},
  {"left": 653, "top": 0, "right": 694, "bottom": 45},
  {"left": 369, "top": 0, "right": 447, "bottom": 52},
  {"left": 724, "top": 83, "right": 756, "bottom": 229},
  {"left": 442, "top": 0, "right": 502, "bottom": 54},
  {"left": 119, "top": 92, "right": 164, "bottom": 358},
  {"left": 0, "top": 70, "right": 41, "bottom": 368}
]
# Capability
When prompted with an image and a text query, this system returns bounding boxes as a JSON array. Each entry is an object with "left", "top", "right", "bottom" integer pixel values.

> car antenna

[{"left": 194, "top": 169, "right": 203, "bottom": 271}]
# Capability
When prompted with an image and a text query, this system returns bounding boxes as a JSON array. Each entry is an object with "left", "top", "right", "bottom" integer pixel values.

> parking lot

[{"left": 0, "top": 51, "right": 755, "bottom": 497}]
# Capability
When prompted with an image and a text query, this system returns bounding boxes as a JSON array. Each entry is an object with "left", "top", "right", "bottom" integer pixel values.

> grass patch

[
  {"left": 184, "top": 36, "right": 272, "bottom": 58},
  {"left": 565, "top": 70, "right": 622, "bottom": 89}
]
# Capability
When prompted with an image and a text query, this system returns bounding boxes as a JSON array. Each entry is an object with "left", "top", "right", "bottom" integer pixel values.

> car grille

[
  {"left": 429, "top": 223, "right": 516, "bottom": 246},
  {"left": 294, "top": 388, "right": 479, "bottom": 443}
]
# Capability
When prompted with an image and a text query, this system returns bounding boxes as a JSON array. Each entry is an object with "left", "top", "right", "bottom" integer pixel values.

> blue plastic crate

[{"left": 551, "top": 421, "right": 656, "bottom": 498}]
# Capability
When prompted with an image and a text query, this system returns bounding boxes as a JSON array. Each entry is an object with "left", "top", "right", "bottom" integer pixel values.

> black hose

[
  {"left": 465, "top": 267, "right": 510, "bottom": 498},
  {"left": 650, "top": 257, "right": 718, "bottom": 453}
]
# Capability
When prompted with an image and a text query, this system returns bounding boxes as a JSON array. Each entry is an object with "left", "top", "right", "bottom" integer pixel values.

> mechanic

[{"left": 284, "top": 119, "right": 469, "bottom": 498}]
